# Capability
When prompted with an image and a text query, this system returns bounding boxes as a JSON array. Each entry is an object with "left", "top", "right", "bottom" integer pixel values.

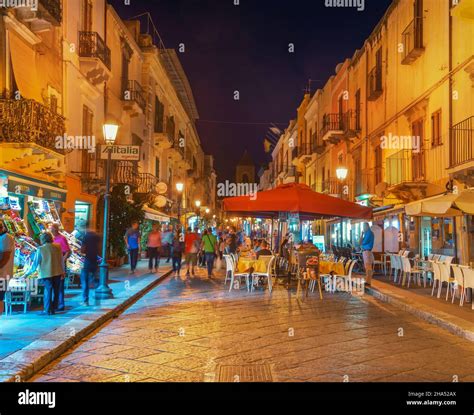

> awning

[
  {"left": 223, "top": 183, "right": 373, "bottom": 220},
  {"left": 142, "top": 205, "right": 171, "bottom": 222},
  {"left": 404, "top": 190, "right": 474, "bottom": 217}
]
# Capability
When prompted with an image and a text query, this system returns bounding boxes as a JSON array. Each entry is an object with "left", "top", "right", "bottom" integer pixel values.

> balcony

[
  {"left": 78, "top": 31, "right": 111, "bottom": 85},
  {"left": 448, "top": 116, "right": 474, "bottom": 186},
  {"left": 401, "top": 18, "right": 424, "bottom": 65},
  {"left": 386, "top": 149, "right": 429, "bottom": 201},
  {"left": 293, "top": 142, "right": 314, "bottom": 165},
  {"left": 313, "top": 178, "right": 353, "bottom": 199},
  {"left": 367, "top": 66, "right": 383, "bottom": 101},
  {"left": 319, "top": 111, "right": 360, "bottom": 144},
  {"left": 0, "top": 97, "right": 65, "bottom": 154},
  {"left": 154, "top": 116, "right": 174, "bottom": 149},
  {"left": 122, "top": 80, "right": 146, "bottom": 115},
  {"left": 169, "top": 138, "right": 185, "bottom": 162},
  {"left": 14, "top": 0, "right": 62, "bottom": 32},
  {"left": 113, "top": 162, "right": 160, "bottom": 195}
]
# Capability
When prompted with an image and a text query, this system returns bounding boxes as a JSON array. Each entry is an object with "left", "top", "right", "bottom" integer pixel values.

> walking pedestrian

[
  {"left": 124, "top": 221, "right": 141, "bottom": 274},
  {"left": 202, "top": 227, "right": 217, "bottom": 278},
  {"left": 50, "top": 223, "right": 71, "bottom": 312},
  {"left": 0, "top": 221, "right": 14, "bottom": 319},
  {"left": 80, "top": 228, "right": 100, "bottom": 306},
  {"left": 184, "top": 227, "right": 200, "bottom": 277},
  {"left": 25, "top": 232, "right": 64, "bottom": 315},
  {"left": 147, "top": 223, "right": 161, "bottom": 272},
  {"left": 161, "top": 225, "right": 173, "bottom": 263},
  {"left": 172, "top": 232, "right": 184, "bottom": 277},
  {"left": 360, "top": 222, "right": 375, "bottom": 286}
]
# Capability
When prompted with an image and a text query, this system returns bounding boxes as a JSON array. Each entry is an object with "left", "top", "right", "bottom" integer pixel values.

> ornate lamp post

[
  {"left": 195, "top": 200, "right": 201, "bottom": 231},
  {"left": 96, "top": 123, "right": 119, "bottom": 300},
  {"left": 176, "top": 182, "right": 184, "bottom": 233},
  {"left": 335, "top": 166, "right": 349, "bottom": 248}
]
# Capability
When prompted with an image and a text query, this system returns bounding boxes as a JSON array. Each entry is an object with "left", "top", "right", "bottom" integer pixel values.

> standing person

[
  {"left": 360, "top": 222, "right": 375, "bottom": 286},
  {"left": 161, "top": 225, "right": 173, "bottom": 264},
  {"left": 80, "top": 228, "right": 100, "bottom": 306},
  {"left": 124, "top": 221, "right": 141, "bottom": 274},
  {"left": 146, "top": 223, "right": 161, "bottom": 272},
  {"left": 171, "top": 232, "right": 184, "bottom": 277},
  {"left": 0, "top": 221, "right": 14, "bottom": 319},
  {"left": 227, "top": 227, "right": 238, "bottom": 254},
  {"left": 202, "top": 227, "right": 217, "bottom": 278},
  {"left": 25, "top": 232, "right": 64, "bottom": 315},
  {"left": 50, "top": 223, "right": 71, "bottom": 312},
  {"left": 184, "top": 227, "right": 200, "bottom": 277}
]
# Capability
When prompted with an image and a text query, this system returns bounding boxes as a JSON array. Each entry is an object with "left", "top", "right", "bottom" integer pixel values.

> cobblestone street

[{"left": 32, "top": 268, "right": 474, "bottom": 383}]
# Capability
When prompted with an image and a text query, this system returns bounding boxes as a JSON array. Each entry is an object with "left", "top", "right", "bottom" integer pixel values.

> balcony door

[
  {"left": 411, "top": 118, "right": 425, "bottom": 181},
  {"left": 82, "top": 0, "right": 93, "bottom": 32},
  {"left": 82, "top": 105, "right": 94, "bottom": 174}
]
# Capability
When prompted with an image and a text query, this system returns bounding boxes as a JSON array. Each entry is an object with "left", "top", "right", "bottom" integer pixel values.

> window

[
  {"left": 354, "top": 156, "right": 362, "bottom": 194},
  {"left": 431, "top": 110, "right": 442, "bottom": 147},
  {"left": 82, "top": 105, "right": 94, "bottom": 173},
  {"left": 50, "top": 95, "right": 58, "bottom": 114},
  {"left": 82, "top": 0, "right": 93, "bottom": 32},
  {"left": 154, "top": 97, "right": 164, "bottom": 133},
  {"left": 375, "top": 145, "right": 383, "bottom": 184},
  {"left": 355, "top": 89, "right": 361, "bottom": 130},
  {"left": 412, "top": 119, "right": 425, "bottom": 180},
  {"left": 155, "top": 157, "right": 160, "bottom": 179},
  {"left": 375, "top": 48, "right": 383, "bottom": 91}
]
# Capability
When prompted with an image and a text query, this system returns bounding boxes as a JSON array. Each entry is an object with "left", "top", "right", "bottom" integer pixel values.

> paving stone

[{"left": 32, "top": 268, "right": 474, "bottom": 382}]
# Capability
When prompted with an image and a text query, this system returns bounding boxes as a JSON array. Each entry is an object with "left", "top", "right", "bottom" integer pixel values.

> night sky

[{"left": 111, "top": 0, "right": 392, "bottom": 182}]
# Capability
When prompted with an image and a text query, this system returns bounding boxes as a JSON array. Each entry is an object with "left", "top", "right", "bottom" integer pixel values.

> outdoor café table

[
  {"left": 319, "top": 261, "right": 345, "bottom": 276},
  {"left": 236, "top": 256, "right": 270, "bottom": 274}
]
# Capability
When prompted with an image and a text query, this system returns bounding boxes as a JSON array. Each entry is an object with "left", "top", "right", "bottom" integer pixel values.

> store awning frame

[{"left": 404, "top": 190, "right": 474, "bottom": 217}]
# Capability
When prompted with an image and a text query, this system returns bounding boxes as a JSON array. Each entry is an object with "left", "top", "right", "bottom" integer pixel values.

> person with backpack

[
  {"left": 184, "top": 227, "right": 200, "bottom": 277},
  {"left": 171, "top": 232, "right": 184, "bottom": 277},
  {"left": 201, "top": 227, "right": 217, "bottom": 278}
]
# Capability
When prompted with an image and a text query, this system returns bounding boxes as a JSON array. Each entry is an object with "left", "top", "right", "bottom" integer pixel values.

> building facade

[{"left": 261, "top": 0, "right": 474, "bottom": 263}]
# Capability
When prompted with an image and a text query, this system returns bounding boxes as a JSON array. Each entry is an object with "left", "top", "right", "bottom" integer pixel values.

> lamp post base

[{"left": 95, "top": 263, "right": 114, "bottom": 300}]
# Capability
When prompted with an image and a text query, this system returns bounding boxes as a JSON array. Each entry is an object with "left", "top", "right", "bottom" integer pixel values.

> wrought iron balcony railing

[
  {"left": 320, "top": 113, "right": 345, "bottom": 138},
  {"left": 450, "top": 116, "right": 474, "bottom": 168},
  {"left": 401, "top": 17, "right": 424, "bottom": 65},
  {"left": 79, "top": 31, "right": 111, "bottom": 70},
  {"left": 122, "top": 80, "right": 146, "bottom": 112},
  {"left": 368, "top": 66, "right": 383, "bottom": 101},
  {"left": 0, "top": 98, "right": 65, "bottom": 154},
  {"left": 386, "top": 149, "right": 425, "bottom": 186}
]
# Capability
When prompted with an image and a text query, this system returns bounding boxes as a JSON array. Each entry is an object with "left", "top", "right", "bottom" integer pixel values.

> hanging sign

[{"left": 100, "top": 145, "right": 140, "bottom": 161}]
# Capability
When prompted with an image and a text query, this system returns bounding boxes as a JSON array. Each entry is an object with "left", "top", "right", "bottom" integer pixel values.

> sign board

[
  {"left": 7, "top": 179, "right": 67, "bottom": 202},
  {"left": 100, "top": 145, "right": 140, "bottom": 161}
]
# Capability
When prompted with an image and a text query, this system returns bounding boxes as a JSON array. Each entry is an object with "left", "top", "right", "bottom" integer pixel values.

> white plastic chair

[
  {"left": 225, "top": 255, "right": 250, "bottom": 292},
  {"left": 437, "top": 262, "right": 454, "bottom": 301},
  {"left": 252, "top": 256, "right": 275, "bottom": 293},
  {"left": 401, "top": 256, "right": 423, "bottom": 288},
  {"left": 392, "top": 255, "right": 402, "bottom": 284},
  {"left": 333, "top": 260, "right": 357, "bottom": 293},
  {"left": 223, "top": 254, "right": 234, "bottom": 286},
  {"left": 460, "top": 267, "right": 474, "bottom": 308},
  {"left": 451, "top": 264, "right": 465, "bottom": 305}
]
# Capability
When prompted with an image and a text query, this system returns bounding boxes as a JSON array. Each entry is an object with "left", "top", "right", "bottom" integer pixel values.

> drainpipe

[{"left": 448, "top": 3, "right": 459, "bottom": 263}]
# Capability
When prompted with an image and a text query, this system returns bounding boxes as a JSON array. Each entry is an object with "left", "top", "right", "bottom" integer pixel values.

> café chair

[{"left": 224, "top": 255, "right": 250, "bottom": 292}]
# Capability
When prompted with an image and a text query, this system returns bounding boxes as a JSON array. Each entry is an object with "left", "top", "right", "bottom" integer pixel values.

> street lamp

[
  {"left": 336, "top": 166, "right": 348, "bottom": 181},
  {"left": 96, "top": 122, "right": 119, "bottom": 300},
  {"left": 336, "top": 166, "right": 349, "bottom": 248},
  {"left": 176, "top": 182, "right": 184, "bottom": 232}
]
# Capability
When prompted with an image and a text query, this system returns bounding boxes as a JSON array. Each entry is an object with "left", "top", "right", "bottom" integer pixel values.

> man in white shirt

[{"left": 0, "top": 221, "right": 15, "bottom": 317}]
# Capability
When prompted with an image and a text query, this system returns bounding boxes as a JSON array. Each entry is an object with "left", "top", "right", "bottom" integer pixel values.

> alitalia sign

[{"left": 100, "top": 145, "right": 140, "bottom": 161}]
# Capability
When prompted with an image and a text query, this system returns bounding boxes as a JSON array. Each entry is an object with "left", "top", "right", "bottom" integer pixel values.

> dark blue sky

[{"left": 111, "top": 0, "right": 392, "bottom": 181}]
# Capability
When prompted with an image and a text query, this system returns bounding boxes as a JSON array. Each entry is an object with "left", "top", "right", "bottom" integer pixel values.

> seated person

[
  {"left": 256, "top": 241, "right": 272, "bottom": 258},
  {"left": 253, "top": 239, "right": 261, "bottom": 253}
]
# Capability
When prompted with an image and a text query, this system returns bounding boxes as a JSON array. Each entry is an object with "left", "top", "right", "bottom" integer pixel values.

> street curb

[
  {"left": 365, "top": 285, "right": 474, "bottom": 343},
  {"left": 0, "top": 269, "right": 173, "bottom": 383}
]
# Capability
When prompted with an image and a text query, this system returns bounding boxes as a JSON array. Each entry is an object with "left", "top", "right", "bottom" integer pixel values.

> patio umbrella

[{"left": 222, "top": 183, "right": 373, "bottom": 220}]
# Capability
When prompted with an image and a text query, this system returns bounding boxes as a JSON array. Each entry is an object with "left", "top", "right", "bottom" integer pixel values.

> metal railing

[
  {"left": 368, "top": 65, "right": 383, "bottom": 100},
  {"left": 0, "top": 98, "right": 65, "bottom": 154},
  {"left": 112, "top": 162, "right": 160, "bottom": 194},
  {"left": 79, "top": 31, "right": 111, "bottom": 70},
  {"left": 386, "top": 149, "right": 425, "bottom": 186},
  {"left": 122, "top": 80, "right": 146, "bottom": 112},
  {"left": 320, "top": 113, "right": 345, "bottom": 138},
  {"left": 401, "top": 17, "right": 423, "bottom": 63},
  {"left": 450, "top": 116, "right": 474, "bottom": 168}
]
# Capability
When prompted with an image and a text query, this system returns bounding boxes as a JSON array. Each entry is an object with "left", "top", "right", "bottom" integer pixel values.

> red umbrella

[{"left": 222, "top": 183, "right": 372, "bottom": 220}]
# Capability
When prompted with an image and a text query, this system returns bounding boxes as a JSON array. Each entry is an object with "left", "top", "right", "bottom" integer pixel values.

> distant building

[{"left": 235, "top": 151, "right": 255, "bottom": 184}]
